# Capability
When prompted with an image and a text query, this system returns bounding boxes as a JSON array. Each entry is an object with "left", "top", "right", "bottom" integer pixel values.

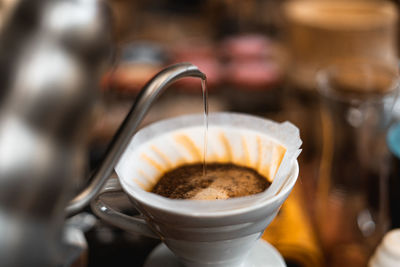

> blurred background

[{"left": 1, "top": 0, "right": 400, "bottom": 266}]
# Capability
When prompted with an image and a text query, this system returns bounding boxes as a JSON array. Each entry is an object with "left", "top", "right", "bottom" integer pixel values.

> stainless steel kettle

[{"left": 0, "top": 0, "right": 205, "bottom": 266}]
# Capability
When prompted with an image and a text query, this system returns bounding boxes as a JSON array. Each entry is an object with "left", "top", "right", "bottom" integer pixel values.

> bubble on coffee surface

[{"left": 151, "top": 163, "right": 271, "bottom": 200}]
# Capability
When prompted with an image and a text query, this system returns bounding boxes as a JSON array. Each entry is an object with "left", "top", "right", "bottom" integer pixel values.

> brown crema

[{"left": 151, "top": 163, "right": 270, "bottom": 200}]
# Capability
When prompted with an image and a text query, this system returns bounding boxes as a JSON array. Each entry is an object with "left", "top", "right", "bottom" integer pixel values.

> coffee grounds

[{"left": 151, "top": 163, "right": 270, "bottom": 200}]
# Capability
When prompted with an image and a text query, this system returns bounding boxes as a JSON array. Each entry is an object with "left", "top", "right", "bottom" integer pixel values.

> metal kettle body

[
  {"left": 0, "top": 0, "right": 205, "bottom": 266},
  {"left": 0, "top": 0, "right": 111, "bottom": 265}
]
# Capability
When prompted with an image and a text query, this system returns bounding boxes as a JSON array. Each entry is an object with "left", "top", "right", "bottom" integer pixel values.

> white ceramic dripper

[{"left": 92, "top": 112, "right": 301, "bottom": 267}]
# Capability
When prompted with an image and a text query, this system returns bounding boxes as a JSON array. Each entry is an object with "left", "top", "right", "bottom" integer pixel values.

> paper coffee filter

[{"left": 116, "top": 112, "right": 301, "bottom": 213}]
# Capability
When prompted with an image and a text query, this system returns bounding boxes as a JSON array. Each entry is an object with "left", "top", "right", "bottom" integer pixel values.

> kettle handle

[
  {"left": 90, "top": 178, "right": 159, "bottom": 239},
  {"left": 66, "top": 63, "right": 206, "bottom": 215}
]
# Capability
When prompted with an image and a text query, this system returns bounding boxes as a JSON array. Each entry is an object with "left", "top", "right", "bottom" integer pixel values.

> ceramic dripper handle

[{"left": 91, "top": 178, "right": 159, "bottom": 239}]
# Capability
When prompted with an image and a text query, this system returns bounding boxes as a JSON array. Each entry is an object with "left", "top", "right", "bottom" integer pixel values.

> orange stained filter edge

[
  {"left": 219, "top": 132, "right": 232, "bottom": 162},
  {"left": 174, "top": 134, "right": 203, "bottom": 162},
  {"left": 141, "top": 153, "right": 166, "bottom": 173},
  {"left": 273, "top": 145, "right": 287, "bottom": 179},
  {"left": 241, "top": 136, "right": 251, "bottom": 166},
  {"left": 132, "top": 177, "right": 147, "bottom": 190},
  {"left": 151, "top": 145, "right": 173, "bottom": 169},
  {"left": 256, "top": 136, "right": 263, "bottom": 172}
]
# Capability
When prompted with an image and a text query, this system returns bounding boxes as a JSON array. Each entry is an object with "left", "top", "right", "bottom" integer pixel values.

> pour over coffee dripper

[
  {"left": 63, "top": 56, "right": 301, "bottom": 267},
  {"left": 91, "top": 111, "right": 300, "bottom": 267}
]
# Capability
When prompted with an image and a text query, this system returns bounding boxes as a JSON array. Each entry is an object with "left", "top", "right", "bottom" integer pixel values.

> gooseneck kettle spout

[{"left": 67, "top": 63, "right": 206, "bottom": 215}]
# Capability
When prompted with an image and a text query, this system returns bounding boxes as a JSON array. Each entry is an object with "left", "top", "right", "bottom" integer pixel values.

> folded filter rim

[{"left": 116, "top": 112, "right": 301, "bottom": 217}]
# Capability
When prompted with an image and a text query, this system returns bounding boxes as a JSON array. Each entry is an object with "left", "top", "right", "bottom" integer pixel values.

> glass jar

[{"left": 315, "top": 62, "right": 400, "bottom": 267}]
